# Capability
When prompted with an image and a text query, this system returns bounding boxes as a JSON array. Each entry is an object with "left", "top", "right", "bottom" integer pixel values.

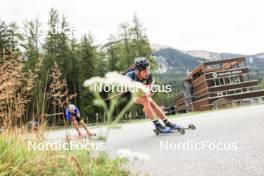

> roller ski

[
  {"left": 153, "top": 122, "right": 173, "bottom": 135},
  {"left": 165, "top": 121, "right": 196, "bottom": 131},
  {"left": 153, "top": 120, "right": 196, "bottom": 136}
]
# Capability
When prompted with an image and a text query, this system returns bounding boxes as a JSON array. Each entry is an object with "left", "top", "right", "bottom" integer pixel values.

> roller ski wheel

[{"left": 188, "top": 124, "right": 196, "bottom": 130}]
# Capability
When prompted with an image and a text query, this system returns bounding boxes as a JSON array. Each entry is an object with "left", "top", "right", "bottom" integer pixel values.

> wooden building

[{"left": 176, "top": 57, "right": 264, "bottom": 111}]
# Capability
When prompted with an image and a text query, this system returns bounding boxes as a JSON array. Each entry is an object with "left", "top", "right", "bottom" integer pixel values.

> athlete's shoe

[
  {"left": 165, "top": 121, "right": 183, "bottom": 130},
  {"left": 155, "top": 122, "right": 172, "bottom": 133}
]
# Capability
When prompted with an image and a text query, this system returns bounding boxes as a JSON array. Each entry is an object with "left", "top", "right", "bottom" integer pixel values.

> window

[
  {"left": 225, "top": 78, "right": 230, "bottom": 85},
  {"left": 217, "top": 92, "right": 223, "bottom": 97},
  {"left": 230, "top": 77, "right": 235, "bottom": 84},
  {"left": 208, "top": 80, "right": 215, "bottom": 87},
  {"left": 220, "top": 78, "right": 224, "bottom": 85},
  {"left": 228, "top": 90, "right": 235, "bottom": 95},
  {"left": 236, "top": 89, "right": 242, "bottom": 94},
  {"left": 239, "top": 75, "right": 244, "bottom": 82},
  {"left": 234, "top": 76, "right": 240, "bottom": 83},
  {"left": 215, "top": 79, "right": 220, "bottom": 86}
]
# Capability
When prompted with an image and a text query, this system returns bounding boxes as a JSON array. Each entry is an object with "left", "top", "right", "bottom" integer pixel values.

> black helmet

[{"left": 134, "top": 57, "right": 150, "bottom": 71}]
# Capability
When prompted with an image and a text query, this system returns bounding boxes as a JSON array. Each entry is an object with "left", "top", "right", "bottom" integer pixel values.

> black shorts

[
  {"left": 71, "top": 115, "right": 82, "bottom": 123},
  {"left": 76, "top": 116, "right": 82, "bottom": 123}
]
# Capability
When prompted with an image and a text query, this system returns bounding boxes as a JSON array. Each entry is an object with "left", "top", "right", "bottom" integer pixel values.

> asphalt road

[{"left": 45, "top": 104, "right": 264, "bottom": 176}]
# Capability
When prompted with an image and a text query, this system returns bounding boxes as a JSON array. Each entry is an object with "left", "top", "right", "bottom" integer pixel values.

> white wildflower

[
  {"left": 104, "top": 71, "right": 133, "bottom": 87},
  {"left": 83, "top": 77, "right": 106, "bottom": 92},
  {"left": 83, "top": 71, "right": 151, "bottom": 97}
]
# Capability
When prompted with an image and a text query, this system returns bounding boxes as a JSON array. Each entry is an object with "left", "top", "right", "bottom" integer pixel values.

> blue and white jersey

[
  {"left": 126, "top": 70, "right": 154, "bottom": 85},
  {"left": 65, "top": 105, "right": 80, "bottom": 121}
]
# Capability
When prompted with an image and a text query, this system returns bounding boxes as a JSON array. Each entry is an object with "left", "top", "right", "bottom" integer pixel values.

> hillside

[{"left": 152, "top": 45, "right": 264, "bottom": 74}]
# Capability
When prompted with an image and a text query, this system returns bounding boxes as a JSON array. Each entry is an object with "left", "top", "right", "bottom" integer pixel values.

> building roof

[
  {"left": 203, "top": 56, "right": 245, "bottom": 66},
  {"left": 185, "top": 57, "right": 246, "bottom": 81}
]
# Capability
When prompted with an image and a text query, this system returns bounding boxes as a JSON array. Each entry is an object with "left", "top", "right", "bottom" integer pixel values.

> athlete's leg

[
  {"left": 135, "top": 96, "right": 172, "bottom": 133},
  {"left": 135, "top": 97, "right": 155, "bottom": 120},
  {"left": 149, "top": 98, "right": 182, "bottom": 129},
  {"left": 79, "top": 119, "right": 95, "bottom": 136},
  {"left": 148, "top": 98, "right": 166, "bottom": 120},
  {"left": 71, "top": 116, "right": 82, "bottom": 136}
]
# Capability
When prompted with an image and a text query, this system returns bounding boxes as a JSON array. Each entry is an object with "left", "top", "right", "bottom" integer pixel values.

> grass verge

[{"left": 0, "top": 133, "right": 129, "bottom": 176}]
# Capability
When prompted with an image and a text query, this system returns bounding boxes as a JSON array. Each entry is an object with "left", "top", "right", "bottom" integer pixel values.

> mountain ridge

[{"left": 151, "top": 43, "right": 264, "bottom": 75}]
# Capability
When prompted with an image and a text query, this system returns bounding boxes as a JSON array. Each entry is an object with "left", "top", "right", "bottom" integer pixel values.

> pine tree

[
  {"left": 7, "top": 22, "right": 23, "bottom": 55},
  {"left": 23, "top": 18, "right": 42, "bottom": 69},
  {"left": 104, "top": 14, "right": 155, "bottom": 72},
  {"left": 0, "top": 21, "right": 23, "bottom": 57},
  {"left": 0, "top": 20, "right": 10, "bottom": 57},
  {"left": 77, "top": 34, "right": 98, "bottom": 121}
]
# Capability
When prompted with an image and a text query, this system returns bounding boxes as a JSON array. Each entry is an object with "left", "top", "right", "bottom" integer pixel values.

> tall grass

[
  {"left": 46, "top": 62, "right": 77, "bottom": 126},
  {"left": 0, "top": 50, "right": 45, "bottom": 129},
  {"left": 0, "top": 133, "right": 129, "bottom": 176},
  {"left": 0, "top": 52, "right": 137, "bottom": 175}
]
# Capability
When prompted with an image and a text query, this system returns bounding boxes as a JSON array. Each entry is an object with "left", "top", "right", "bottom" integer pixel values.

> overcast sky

[{"left": 0, "top": 0, "right": 263, "bottom": 55}]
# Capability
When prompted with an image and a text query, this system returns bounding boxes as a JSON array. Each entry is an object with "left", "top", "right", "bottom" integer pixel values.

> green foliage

[
  {"left": 23, "top": 18, "right": 42, "bottom": 70},
  {"left": 104, "top": 14, "right": 154, "bottom": 72},
  {"left": 0, "top": 8, "right": 163, "bottom": 124},
  {"left": 0, "top": 20, "right": 23, "bottom": 57},
  {"left": 0, "top": 135, "right": 129, "bottom": 176},
  {"left": 0, "top": 136, "right": 28, "bottom": 175}
]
